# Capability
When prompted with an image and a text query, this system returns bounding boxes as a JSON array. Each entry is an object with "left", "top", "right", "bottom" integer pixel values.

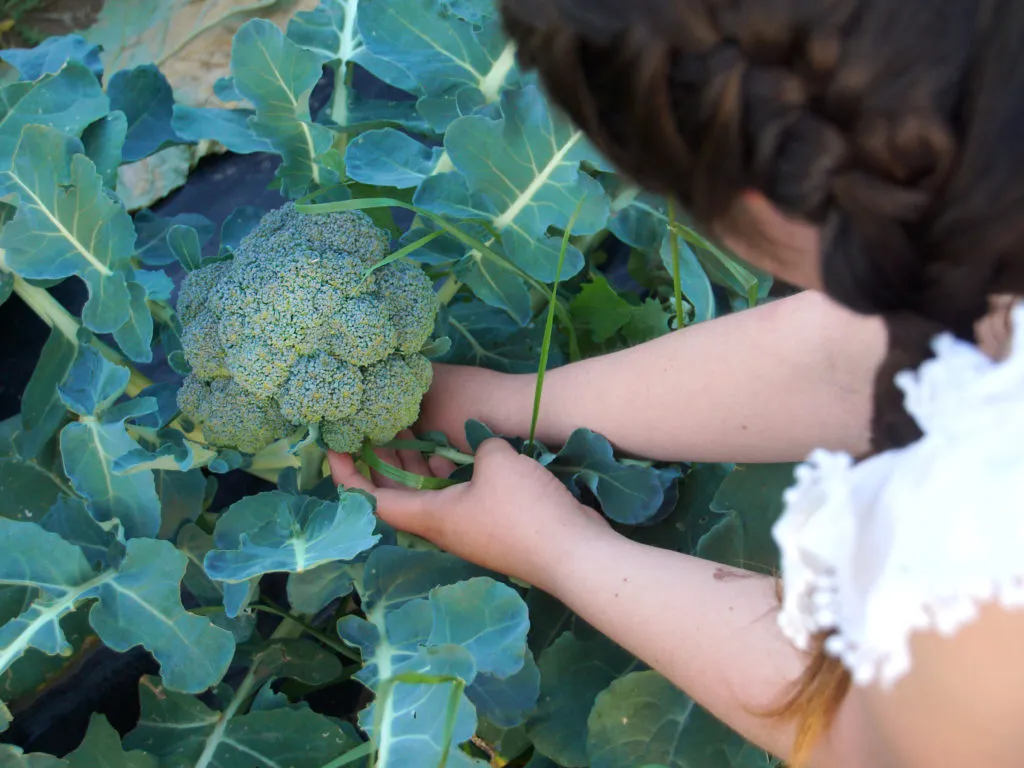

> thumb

[{"left": 328, "top": 451, "right": 452, "bottom": 536}]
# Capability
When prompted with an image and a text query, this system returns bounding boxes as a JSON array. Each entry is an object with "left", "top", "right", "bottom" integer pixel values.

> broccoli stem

[
  {"left": 297, "top": 441, "right": 326, "bottom": 492},
  {"left": 435, "top": 274, "right": 462, "bottom": 305}
]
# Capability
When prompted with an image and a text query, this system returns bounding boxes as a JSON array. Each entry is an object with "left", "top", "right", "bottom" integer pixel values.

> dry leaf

[{"left": 83, "top": 0, "right": 320, "bottom": 209}]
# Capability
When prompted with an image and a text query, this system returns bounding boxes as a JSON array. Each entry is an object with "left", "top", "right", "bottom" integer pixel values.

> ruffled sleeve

[{"left": 773, "top": 303, "right": 1024, "bottom": 689}]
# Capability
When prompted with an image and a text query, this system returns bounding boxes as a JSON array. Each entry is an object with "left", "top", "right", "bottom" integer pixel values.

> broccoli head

[{"left": 175, "top": 203, "right": 439, "bottom": 455}]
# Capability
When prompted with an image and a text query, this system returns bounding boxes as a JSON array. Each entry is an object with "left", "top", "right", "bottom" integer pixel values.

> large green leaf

[
  {"left": 124, "top": 674, "right": 361, "bottom": 768},
  {"left": 346, "top": 128, "right": 446, "bottom": 188},
  {"left": 112, "top": 281, "right": 156, "bottom": 364},
  {"left": 0, "top": 521, "right": 233, "bottom": 694},
  {"left": 60, "top": 419, "right": 161, "bottom": 541},
  {"left": 413, "top": 85, "right": 609, "bottom": 282},
  {"left": 709, "top": 464, "right": 796, "bottom": 573},
  {"left": 586, "top": 671, "right": 733, "bottom": 768},
  {"left": 0, "top": 126, "right": 136, "bottom": 334},
  {"left": 81, "top": 112, "right": 129, "bottom": 191},
  {"left": 0, "top": 64, "right": 108, "bottom": 152},
  {"left": 336, "top": 547, "right": 529, "bottom": 767},
  {"left": 107, "top": 65, "right": 189, "bottom": 163},
  {"left": 204, "top": 490, "right": 380, "bottom": 583},
  {"left": 357, "top": 0, "right": 518, "bottom": 129},
  {"left": 57, "top": 348, "right": 161, "bottom": 540},
  {"left": 0, "top": 35, "right": 103, "bottom": 82},
  {"left": 65, "top": 714, "right": 157, "bottom": 768},
  {"left": 438, "top": 303, "right": 564, "bottom": 373},
  {"left": 527, "top": 632, "right": 639, "bottom": 767},
  {"left": 230, "top": 20, "right": 337, "bottom": 197},
  {"left": 286, "top": 560, "right": 357, "bottom": 615},
  {"left": 0, "top": 458, "right": 68, "bottom": 523}
]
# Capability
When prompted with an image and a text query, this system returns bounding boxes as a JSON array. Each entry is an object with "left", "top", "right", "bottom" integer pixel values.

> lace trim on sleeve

[{"left": 773, "top": 303, "right": 1024, "bottom": 688}]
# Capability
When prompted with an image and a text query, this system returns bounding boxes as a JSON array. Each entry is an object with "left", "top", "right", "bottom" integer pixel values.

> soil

[{"left": 0, "top": 0, "right": 102, "bottom": 48}]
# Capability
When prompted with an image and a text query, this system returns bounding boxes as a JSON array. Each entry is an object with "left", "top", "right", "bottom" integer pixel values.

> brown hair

[{"left": 496, "top": 0, "right": 1024, "bottom": 762}]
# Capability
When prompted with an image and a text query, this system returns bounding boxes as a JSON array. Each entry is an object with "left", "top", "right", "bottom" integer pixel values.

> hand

[
  {"left": 328, "top": 432, "right": 611, "bottom": 591},
  {"left": 415, "top": 364, "right": 530, "bottom": 451}
]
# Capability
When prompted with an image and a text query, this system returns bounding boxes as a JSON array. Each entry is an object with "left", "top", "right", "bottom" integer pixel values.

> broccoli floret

[
  {"left": 175, "top": 203, "right": 439, "bottom": 455},
  {"left": 177, "top": 375, "right": 289, "bottom": 454}
]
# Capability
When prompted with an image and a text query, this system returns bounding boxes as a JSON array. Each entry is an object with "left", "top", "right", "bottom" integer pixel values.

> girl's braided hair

[{"left": 496, "top": 0, "right": 1024, "bottom": 761}]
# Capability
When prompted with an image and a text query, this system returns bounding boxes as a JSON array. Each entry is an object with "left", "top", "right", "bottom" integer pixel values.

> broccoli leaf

[
  {"left": 166, "top": 223, "right": 203, "bottom": 272},
  {"left": 204, "top": 490, "right": 380, "bottom": 583},
  {"left": 465, "top": 648, "right": 540, "bottom": 729},
  {"left": 107, "top": 65, "right": 190, "bottom": 163},
  {"left": 439, "top": 303, "right": 564, "bottom": 373},
  {"left": 176, "top": 525, "right": 255, "bottom": 643},
  {"left": 659, "top": 235, "right": 716, "bottom": 324},
  {"left": 545, "top": 429, "right": 682, "bottom": 526},
  {"left": 124, "top": 675, "right": 361, "bottom": 767},
  {"left": 0, "top": 521, "right": 233, "bottom": 695},
  {"left": 586, "top": 671, "right": 733, "bottom": 768},
  {"left": 0, "top": 126, "right": 136, "bottom": 335},
  {"left": 16, "top": 328, "right": 76, "bottom": 461},
  {"left": 708, "top": 464, "right": 795, "bottom": 573},
  {"left": 58, "top": 349, "right": 161, "bottom": 540},
  {"left": 427, "top": 578, "right": 529, "bottom": 679},
  {"left": 170, "top": 106, "right": 274, "bottom": 155},
  {"left": 337, "top": 548, "right": 530, "bottom": 766},
  {"left": 0, "top": 745, "right": 66, "bottom": 766},
  {"left": 230, "top": 20, "right": 337, "bottom": 197},
  {"left": 0, "top": 458, "right": 67, "bottom": 524},
  {"left": 219, "top": 205, "right": 264, "bottom": 255},
  {"left": 357, "top": 0, "right": 516, "bottom": 128},
  {"left": 527, "top": 631, "right": 639, "bottom": 767},
  {"left": 0, "top": 35, "right": 104, "bottom": 82},
  {"left": 65, "top": 714, "right": 157, "bottom": 768},
  {"left": 287, "top": 0, "right": 360, "bottom": 65},
  {"left": 40, "top": 496, "right": 122, "bottom": 571},
  {"left": 0, "top": 65, "right": 109, "bottom": 155},
  {"left": 81, "top": 112, "right": 129, "bottom": 191},
  {"left": 154, "top": 468, "right": 207, "bottom": 540},
  {"left": 415, "top": 86, "right": 609, "bottom": 281},
  {"left": 286, "top": 560, "right": 357, "bottom": 615},
  {"left": 346, "top": 128, "right": 445, "bottom": 188},
  {"left": 133, "top": 210, "right": 214, "bottom": 267},
  {"left": 112, "top": 281, "right": 156, "bottom": 363}
]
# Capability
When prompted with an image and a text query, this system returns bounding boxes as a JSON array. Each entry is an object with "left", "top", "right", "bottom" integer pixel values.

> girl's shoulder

[{"left": 773, "top": 301, "right": 1024, "bottom": 689}]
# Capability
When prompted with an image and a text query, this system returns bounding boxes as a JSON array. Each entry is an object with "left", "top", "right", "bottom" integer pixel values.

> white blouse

[{"left": 773, "top": 303, "right": 1024, "bottom": 689}]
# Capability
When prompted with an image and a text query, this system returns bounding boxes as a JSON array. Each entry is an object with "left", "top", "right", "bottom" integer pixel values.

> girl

[{"left": 329, "top": 1, "right": 1024, "bottom": 765}]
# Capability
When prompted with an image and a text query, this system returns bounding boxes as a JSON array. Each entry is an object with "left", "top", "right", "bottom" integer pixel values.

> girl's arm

[
  {"left": 421, "top": 290, "right": 887, "bottom": 463},
  {"left": 328, "top": 443, "right": 866, "bottom": 767},
  {"left": 545, "top": 526, "right": 866, "bottom": 767}
]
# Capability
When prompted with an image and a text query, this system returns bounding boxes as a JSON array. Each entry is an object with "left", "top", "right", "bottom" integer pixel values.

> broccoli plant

[{"left": 0, "top": 3, "right": 789, "bottom": 768}]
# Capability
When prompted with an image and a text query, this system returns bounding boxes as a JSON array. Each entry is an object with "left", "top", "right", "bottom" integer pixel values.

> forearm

[
  {"left": 426, "top": 291, "right": 887, "bottom": 463},
  {"left": 541, "top": 530, "right": 864, "bottom": 766}
]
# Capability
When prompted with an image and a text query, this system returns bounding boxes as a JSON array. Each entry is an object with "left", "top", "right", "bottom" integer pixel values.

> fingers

[
  {"left": 394, "top": 430, "right": 432, "bottom": 476},
  {"left": 328, "top": 452, "right": 375, "bottom": 494},
  {"left": 428, "top": 454, "right": 457, "bottom": 478},
  {"left": 328, "top": 448, "right": 456, "bottom": 540}
]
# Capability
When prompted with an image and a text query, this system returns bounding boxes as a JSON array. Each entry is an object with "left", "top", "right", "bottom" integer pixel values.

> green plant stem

[
  {"left": 251, "top": 603, "right": 362, "bottom": 662},
  {"left": 435, "top": 274, "right": 462, "bottom": 305},
  {"left": 529, "top": 200, "right": 583, "bottom": 447},
  {"left": 667, "top": 202, "right": 684, "bottom": 329},
  {"left": 298, "top": 442, "right": 326, "bottom": 492},
  {"left": 193, "top": 616, "right": 306, "bottom": 768}
]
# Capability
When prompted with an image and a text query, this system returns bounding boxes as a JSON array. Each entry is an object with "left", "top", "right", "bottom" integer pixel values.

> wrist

[
  {"left": 422, "top": 364, "right": 535, "bottom": 447},
  {"left": 528, "top": 514, "right": 624, "bottom": 597}
]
